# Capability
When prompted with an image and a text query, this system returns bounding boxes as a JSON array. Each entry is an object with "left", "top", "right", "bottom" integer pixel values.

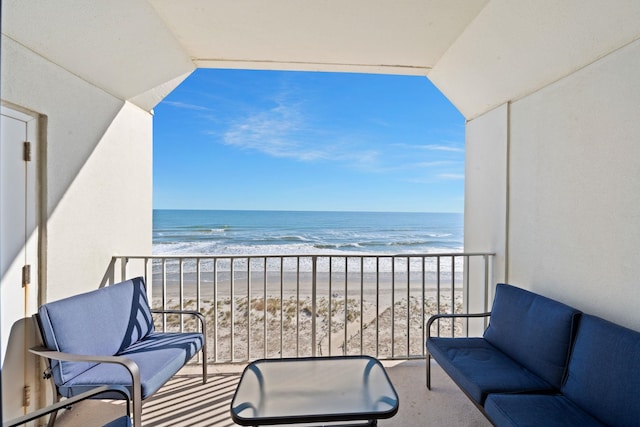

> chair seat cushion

[
  {"left": 102, "top": 415, "right": 132, "bottom": 427},
  {"left": 484, "top": 394, "right": 605, "bottom": 427},
  {"left": 427, "top": 337, "right": 554, "bottom": 404},
  {"left": 57, "top": 332, "right": 204, "bottom": 398}
]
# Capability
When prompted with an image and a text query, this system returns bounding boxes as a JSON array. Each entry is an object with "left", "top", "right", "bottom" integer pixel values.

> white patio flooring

[{"left": 54, "top": 360, "right": 490, "bottom": 426}]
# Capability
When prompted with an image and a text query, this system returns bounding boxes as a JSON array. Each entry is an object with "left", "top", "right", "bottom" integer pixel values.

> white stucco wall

[
  {"left": 466, "top": 38, "right": 640, "bottom": 332},
  {"left": 46, "top": 102, "right": 152, "bottom": 301},
  {"left": 463, "top": 104, "right": 509, "bottom": 319},
  {"left": 464, "top": 103, "right": 508, "bottom": 296},
  {"left": 1, "top": 35, "right": 152, "bottom": 417},
  {"left": 2, "top": 35, "right": 152, "bottom": 300},
  {"left": 507, "top": 39, "right": 640, "bottom": 331}
]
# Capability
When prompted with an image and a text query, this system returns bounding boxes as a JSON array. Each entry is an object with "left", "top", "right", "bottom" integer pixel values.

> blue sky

[{"left": 153, "top": 69, "right": 465, "bottom": 213}]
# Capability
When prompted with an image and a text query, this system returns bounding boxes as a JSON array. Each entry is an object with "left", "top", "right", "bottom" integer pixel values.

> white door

[{"left": 1, "top": 106, "right": 39, "bottom": 416}]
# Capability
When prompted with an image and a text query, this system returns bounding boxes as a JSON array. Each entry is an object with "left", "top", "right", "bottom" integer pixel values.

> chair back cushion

[
  {"left": 37, "top": 277, "right": 154, "bottom": 385},
  {"left": 562, "top": 314, "right": 640, "bottom": 427},
  {"left": 483, "top": 283, "right": 581, "bottom": 388}
]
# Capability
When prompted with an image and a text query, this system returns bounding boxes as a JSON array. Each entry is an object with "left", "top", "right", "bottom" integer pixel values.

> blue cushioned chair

[{"left": 31, "top": 277, "right": 207, "bottom": 427}]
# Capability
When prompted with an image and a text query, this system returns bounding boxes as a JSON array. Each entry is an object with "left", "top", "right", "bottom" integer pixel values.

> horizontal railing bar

[{"left": 115, "top": 252, "right": 494, "bottom": 260}]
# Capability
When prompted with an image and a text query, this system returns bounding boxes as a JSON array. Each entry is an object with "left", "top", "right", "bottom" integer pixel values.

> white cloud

[
  {"left": 422, "top": 144, "right": 464, "bottom": 153},
  {"left": 223, "top": 103, "right": 330, "bottom": 161},
  {"left": 412, "top": 160, "right": 461, "bottom": 168},
  {"left": 163, "top": 101, "right": 210, "bottom": 111},
  {"left": 438, "top": 173, "right": 465, "bottom": 180},
  {"left": 222, "top": 101, "right": 383, "bottom": 167},
  {"left": 390, "top": 141, "right": 464, "bottom": 153},
  {"left": 218, "top": 90, "right": 463, "bottom": 176}
]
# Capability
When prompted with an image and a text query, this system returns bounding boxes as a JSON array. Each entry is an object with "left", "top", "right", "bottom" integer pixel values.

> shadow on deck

[{"left": 54, "top": 360, "right": 490, "bottom": 426}]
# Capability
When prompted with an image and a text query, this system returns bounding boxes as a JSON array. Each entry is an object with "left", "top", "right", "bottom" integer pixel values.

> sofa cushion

[
  {"left": 483, "top": 283, "right": 580, "bottom": 389},
  {"left": 561, "top": 314, "right": 640, "bottom": 427},
  {"left": 427, "top": 337, "right": 553, "bottom": 404},
  {"left": 102, "top": 416, "right": 132, "bottom": 427},
  {"left": 38, "top": 277, "right": 155, "bottom": 385},
  {"left": 484, "top": 394, "right": 605, "bottom": 427},
  {"left": 57, "top": 331, "right": 204, "bottom": 399}
]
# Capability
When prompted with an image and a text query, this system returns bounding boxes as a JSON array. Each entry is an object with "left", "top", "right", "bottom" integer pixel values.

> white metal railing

[{"left": 109, "top": 253, "right": 493, "bottom": 363}]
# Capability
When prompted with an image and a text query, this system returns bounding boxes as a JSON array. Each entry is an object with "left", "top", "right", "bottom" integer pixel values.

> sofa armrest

[
  {"left": 151, "top": 309, "right": 206, "bottom": 331},
  {"left": 29, "top": 347, "right": 142, "bottom": 427},
  {"left": 426, "top": 312, "right": 491, "bottom": 339},
  {"left": 150, "top": 309, "right": 208, "bottom": 383},
  {"left": 424, "top": 312, "right": 491, "bottom": 390},
  {"left": 3, "top": 385, "right": 131, "bottom": 427}
]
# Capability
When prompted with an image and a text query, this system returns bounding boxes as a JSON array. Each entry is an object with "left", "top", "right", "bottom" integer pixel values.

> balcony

[
  {"left": 4, "top": 2, "right": 640, "bottom": 425},
  {"left": 50, "top": 252, "right": 493, "bottom": 425}
]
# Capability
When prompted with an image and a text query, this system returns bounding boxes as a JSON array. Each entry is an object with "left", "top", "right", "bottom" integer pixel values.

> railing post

[
  {"left": 391, "top": 256, "right": 395, "bottom": 359},
  {"left": 296, "top": 257, "right": 301, "bottom": 357},
  {"left": 247, "top": 257, "right": 251, "bottom": 361},
  {"left": 464, "top": 255, "right": 470, "bottom": 336},
  {"left": 375, "top": 256, "right": 380, "bottom": 358},
  {"left": 311, "top": 256, "right": 317, "bottom": 357},
  {"left": 263, "top": 257, "right": 267, "bottom": 359},
  {"left": 161, "top": 258, "right": 167, "bottom": 331},
  {"left": 230, "top": 259, "right": 235, "bottom": 362},
  {"left": 484, "top": 254, "right": 490, "bottom": 329},
  {"left": 344, "top": 256, "right": 348, "bottom": 356},
  {"left": 406, "top": 256, "right": 410, "bottom": 357},
  {"left": 179, "top": 258, "right": 185, "bottom": 332},
  {"left": 436, "top": 256, "right": 441, "bottom": 336},
  {"left": 451, "top": 255, "right": 455, "bottom": 337},
  {"left": 120, "top": 257, "right": 128, "bottom": 282},
  {"left": 280, "top": 257, "right": 284, "bottom": 357},
  {"left": 421, "top": 256, "right": 426, "bottom": 357},
  {"left": 213, "top": 258, "right": 218, "bottom": 363}
]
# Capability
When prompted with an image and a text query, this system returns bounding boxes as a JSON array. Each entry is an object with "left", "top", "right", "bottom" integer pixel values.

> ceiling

[
  {"left": 2, "top": 0, "right": 640, "bottom": 119},
  {"left": 149, "top": 0, "right": 488, "bottom": 75}
]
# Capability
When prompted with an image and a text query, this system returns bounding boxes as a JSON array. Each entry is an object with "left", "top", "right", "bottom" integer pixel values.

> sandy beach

[{"left": 150, "top": 273, "right": 467, "bottom": 362}]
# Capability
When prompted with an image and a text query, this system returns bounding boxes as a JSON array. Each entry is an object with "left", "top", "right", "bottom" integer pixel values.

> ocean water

[{"left": 153, "top": 209, "right": 463, "bottom": 256}]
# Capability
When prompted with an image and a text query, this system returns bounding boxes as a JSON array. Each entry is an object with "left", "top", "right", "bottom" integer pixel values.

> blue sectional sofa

[
  {"left": 426, "top": 283, "right": 640, "bottom": 427},
  {"left": 31, "top": 277, "right": 207, "bottom": 427}
]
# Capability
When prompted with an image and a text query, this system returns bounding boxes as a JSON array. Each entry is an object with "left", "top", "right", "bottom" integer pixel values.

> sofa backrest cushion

[
  {"left": 562, "top": 314, "right": 640, "bottom": 427},
  {"left": 483, "top": 283, "right": 581, "bottom": 389},
  {"left": 37, "top": 277, "right": 155, "bottom": 385}
]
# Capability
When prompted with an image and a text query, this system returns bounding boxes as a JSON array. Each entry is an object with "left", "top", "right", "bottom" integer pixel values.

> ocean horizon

[{"left": 153, "top": 209, "right": 463, "bottom": 256}]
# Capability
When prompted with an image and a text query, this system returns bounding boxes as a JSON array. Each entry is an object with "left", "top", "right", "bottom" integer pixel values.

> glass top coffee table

[{"left": 230, "top": 355, "right": 399, "bottom": 426}]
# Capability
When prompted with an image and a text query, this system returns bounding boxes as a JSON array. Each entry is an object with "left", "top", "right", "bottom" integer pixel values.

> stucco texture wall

[
  {"left": 1, "top": 35, "right": 152, "bottom": 302},
  {"left": 46, "top": 102, "right": 152, "bottom": 301},
  {"left": 506, "top": 39, "right": 640, "bottom": 331},
  {"left": 464, "top": 104, "right": 508, "bottom": 311}
]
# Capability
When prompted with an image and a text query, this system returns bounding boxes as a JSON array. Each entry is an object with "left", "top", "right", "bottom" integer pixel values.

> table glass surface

[{"left": 230, "top": 356, "right": 398, "bottom": 424}]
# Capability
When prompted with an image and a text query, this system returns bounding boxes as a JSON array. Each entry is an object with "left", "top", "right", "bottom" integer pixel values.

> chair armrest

[
  {"left": 150, "top": 309, "right": 206, "bottom": 330},
  {"left": 29, "top": 347, "right": 142, "bottom": 427},
  {"left": 150, "top": 309, "right": 208, "bottom": 382},
  {"left": 426, "top": 312, "right": 491, "bottom": 339},
  {"left": 2, "top": 385, "right": 130, "bottom": 427}
]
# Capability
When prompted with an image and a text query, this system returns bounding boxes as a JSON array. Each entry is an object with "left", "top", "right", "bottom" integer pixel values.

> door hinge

[
  {"left": 22, "top": 264, "right": 31, "bottom": 287},
  {"left": 23, "top": 141, "right": 32, "bottom": 162},
  {"left": 23, "top": 385, "right": 31, "bottom": 407}
]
